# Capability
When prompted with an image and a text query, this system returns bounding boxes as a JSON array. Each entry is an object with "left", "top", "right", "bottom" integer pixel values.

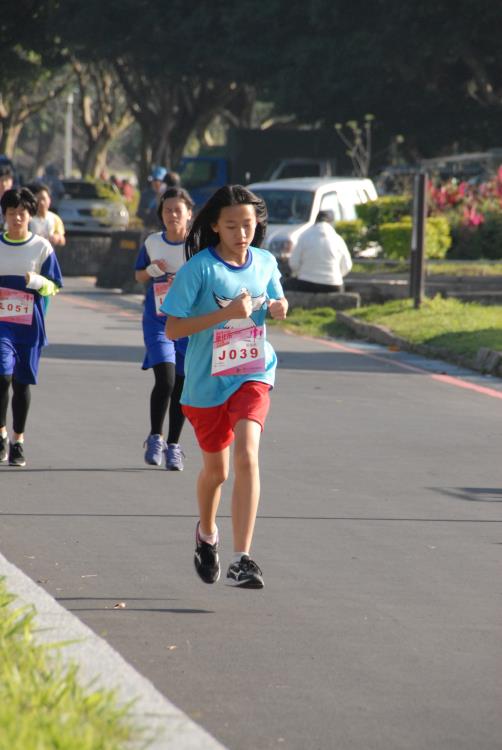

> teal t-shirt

[{"left": 160, "top": 246, "right": 284, "bottom": 407}]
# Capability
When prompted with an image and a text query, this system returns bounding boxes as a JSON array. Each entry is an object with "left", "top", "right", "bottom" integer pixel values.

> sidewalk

[{"left": 0, "top": 552, "right": 226, "bottom": 750}]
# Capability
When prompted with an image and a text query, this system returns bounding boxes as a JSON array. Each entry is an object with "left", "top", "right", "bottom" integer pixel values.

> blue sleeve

[
  {"left": 135, "top": 244, "right": 151, "bottom": 271},
  {"left": 159, "top": 260, "right": 202, "bottom": 318},
  {"left": 41, "top": 250, "right": 63, "bottom": 288},
  {"left": 266, "top": 261, "right": 284, "bottom": 299}
]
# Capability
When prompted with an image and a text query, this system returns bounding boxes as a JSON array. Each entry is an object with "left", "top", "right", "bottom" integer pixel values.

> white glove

[
  {"left": 25, "top": 272, "right": 45, "bottom": 290},
  {"left": 146, "top": 263, "right": 165, "bottom": 278}
]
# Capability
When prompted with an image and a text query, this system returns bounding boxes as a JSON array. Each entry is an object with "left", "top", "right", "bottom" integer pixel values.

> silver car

[{"left": 55, "top": 179, "right": 129, "bottom": 234}]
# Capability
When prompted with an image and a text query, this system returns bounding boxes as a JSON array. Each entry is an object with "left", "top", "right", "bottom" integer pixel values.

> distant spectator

[
  {"left": 164, "top": 171, "right": 181, "bottom": 188},
  {"left": 41, "top": 164, "right": 64, "bottom": 203},
  {"left": 28, "top": 183, "right": 66, "bottom": 247},
  {"left": 120, "top": 178, "right": 135, "bottom": 202},
  {"left": 110, "top": 174, "right": 123, "bottom": 192},
  {"left": 287, "top": 210, "right": 352, "bottom": 292},
  {"left": 0, "top": 165, "right": 14, "bottom": 230},
  {"left": 137, "top": 166, "right": 168, "bottom": 230}
]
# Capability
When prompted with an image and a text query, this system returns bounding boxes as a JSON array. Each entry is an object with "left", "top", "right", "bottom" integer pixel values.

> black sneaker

[
  {"left": 225, "top": 555, "right": 264, "bottom": 589},
  {"left": 9, "top": 441, "right": 26, "bottom": 467},
  {"left": 194, "top": 522, "right": 220, "bottom": 584},
  {"left": 0, "top": 434, "right": 8, "bottom": 463}
]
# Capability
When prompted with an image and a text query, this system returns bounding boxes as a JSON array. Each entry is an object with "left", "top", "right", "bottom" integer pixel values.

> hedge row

[
  {"left": 337, "top": 195, "right": 502, "bottom": 260},
  {"left": 379, "top": 216, "right": 451, "bottom": 260}
]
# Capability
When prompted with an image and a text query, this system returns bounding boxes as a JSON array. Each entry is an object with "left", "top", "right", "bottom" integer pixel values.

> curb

[
  {"left": 336, "top": 311, "right": 502, "bottom": 378},
  {"left": 0, "top": 552, "right": 226, "bottom": 750}
]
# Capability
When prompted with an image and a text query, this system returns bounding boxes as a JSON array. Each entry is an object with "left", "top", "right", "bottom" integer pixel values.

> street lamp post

[{"left": 64, "top": 91, "right": 74, "bottom": 177}]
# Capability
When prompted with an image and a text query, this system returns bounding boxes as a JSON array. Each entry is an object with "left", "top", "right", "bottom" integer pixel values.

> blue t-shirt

[
  {"left": 0, "top": 232, "right": 63, "bottom": 348},
  {"left": 160, "top": 246, "right": 284, "bottom": 407}
]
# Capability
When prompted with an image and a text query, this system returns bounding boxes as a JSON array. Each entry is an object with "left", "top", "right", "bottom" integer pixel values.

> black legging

[
  {"left": 150, "top": 362, "right": 185, "bottom": 442},
  {"left": 0, "top": 375, "right": 31, "bottom": 434}
]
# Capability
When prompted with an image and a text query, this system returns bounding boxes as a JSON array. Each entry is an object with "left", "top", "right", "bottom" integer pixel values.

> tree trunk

[
  {"left": 81, "top": 134, "right": 110, "bottom": 178},
  {"left": 0, "top": 119, "right": 24, "bottom": 158}
]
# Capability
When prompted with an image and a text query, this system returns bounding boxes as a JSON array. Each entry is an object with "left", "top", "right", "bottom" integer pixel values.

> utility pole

[
  {"left": 409, "top": 171, "right": 427, "bottom": 308},
  {"left": 64, "top": 91, "right": 74, "bottom": 177}
]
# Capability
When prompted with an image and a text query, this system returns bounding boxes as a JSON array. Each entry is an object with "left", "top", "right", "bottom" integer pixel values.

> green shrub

[
  {"left": 449, "top": 212, "right": 502, "bottom": 260},
  {"left": 335, "top": 219, "right": 366, "bottom": 252},
  {"left": 380, "top": 216, "right": 451, "bottom": 260},
  {"left": 379, "top": 220, "right": 412, "bottom": 259},
  {"left": 426, "top": 215, "right": 452, "bottom": 259},
  {"left": 356, "top": 195, "right": 412, "bottom": 229}
]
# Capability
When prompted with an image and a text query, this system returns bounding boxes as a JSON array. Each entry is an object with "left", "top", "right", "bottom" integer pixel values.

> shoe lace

[
  {"left": 168, "top": 444, "right": 185, "bottom": 460},
  {"left": 240, "top": 557, "right": 262, "bottom": 575},
  {"left": 145, "top": 435, "right": 164, "bottom": 450}
]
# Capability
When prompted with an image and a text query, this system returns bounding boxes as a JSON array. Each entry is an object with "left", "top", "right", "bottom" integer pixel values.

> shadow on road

[
  {"left": 43, "top": 344, "right": 144, "bottom": 363},
  {"left": 430, "top": 486, "right": 502, "bottom": 503}
]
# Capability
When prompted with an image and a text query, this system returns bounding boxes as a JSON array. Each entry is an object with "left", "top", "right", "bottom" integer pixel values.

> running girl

[
  {"left": 0, "top": 188, "right": 63, "bottom": 467},
  {"left": 162, "top": 185, "right": 288, "bottom": 588},
  {"left": 29, "top": 183, "right": 66, "bottom": 247},
  {"left": 134, "top": 187, "right": 194, "bottom": 470}
]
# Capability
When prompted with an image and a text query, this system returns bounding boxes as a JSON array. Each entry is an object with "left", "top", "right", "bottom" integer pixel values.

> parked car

[
  {"left": 54, "top": 179, "right": 129, "bottom": 234},
  {"left": 248, "top": 177, "right": 377, "bottom": 271}
]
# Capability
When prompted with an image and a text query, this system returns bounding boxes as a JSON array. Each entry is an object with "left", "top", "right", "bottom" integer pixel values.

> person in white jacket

[{"left": 287, "top": 210, "right": 352, "bottom": 292}]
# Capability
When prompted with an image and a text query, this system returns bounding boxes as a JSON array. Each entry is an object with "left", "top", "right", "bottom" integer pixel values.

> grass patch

[
  {"left": 348, "top": 296, "right": 502, "bottom": 358},
  {"left": 350, "top": 261, "right": 502, "bottom": 276},
  {"left": 268, "top": 306, "right": 350, "bottom": 339},
  {"left": 427, "top": 262, "right": 502, "bottom": 277},
  {"left": 0, "top": 578, "right": 140, "bottom": 750}
]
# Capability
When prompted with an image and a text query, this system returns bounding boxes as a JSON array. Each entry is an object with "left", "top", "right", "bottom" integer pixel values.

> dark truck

[{"left": 177, "top": 128, "right": 343, "bottom": 208}]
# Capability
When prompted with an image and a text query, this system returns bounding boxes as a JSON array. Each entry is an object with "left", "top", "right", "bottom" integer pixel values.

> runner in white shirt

[{"left": 29, "top": 183, "right": 66, "bottom": 247}]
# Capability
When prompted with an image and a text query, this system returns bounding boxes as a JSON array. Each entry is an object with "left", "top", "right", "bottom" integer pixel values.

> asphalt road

[{"left": 1, "top": 277, "right": 501, "bottom": 750}]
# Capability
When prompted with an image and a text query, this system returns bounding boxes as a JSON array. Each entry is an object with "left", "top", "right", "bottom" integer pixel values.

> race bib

[
  {"left": 211, "top": 324, "right": 265, "bottom": 376},
  {"left": 0, "top": 287, "right": 34, "bottom": 325},
  {"left": 154, "top": 276, "right": 174, "bottom": 316}
]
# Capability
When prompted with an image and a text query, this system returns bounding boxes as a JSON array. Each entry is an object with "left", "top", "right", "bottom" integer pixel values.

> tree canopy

[{"left": 2, "top": 0, "right": 501, "bottom": 177}]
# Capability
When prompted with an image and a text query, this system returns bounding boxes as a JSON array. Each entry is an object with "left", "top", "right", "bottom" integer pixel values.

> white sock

[
  {"left": 0, "top": 428, "right": 7, "bottom": 439},
  {"left": 13, "top": 436, "right": 24, "bottom": 444},
  {"left": 199, "top": 525, "right": 218, "bottom": 545},
  {"left": 232, "top": 552, "right": 249, "bottom": 564}
]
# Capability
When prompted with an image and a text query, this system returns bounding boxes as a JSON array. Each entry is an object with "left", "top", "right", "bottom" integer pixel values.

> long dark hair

[
  {"left": 157, "top": 186, "right": 195, "bottom": 223},
  {"left": 185, "top": 184, "right": 267, "bottom": 260}
]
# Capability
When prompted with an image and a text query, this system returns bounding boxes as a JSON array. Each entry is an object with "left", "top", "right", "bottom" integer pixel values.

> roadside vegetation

[
  {"left": 271, "top": 297, "right": 502, "bottom": 360},
  {"left": 350, "top": 261, "right": 502, "bottom": 276},
  {"left": 0, "top": 578, "right": 139, "bottom": 750}
]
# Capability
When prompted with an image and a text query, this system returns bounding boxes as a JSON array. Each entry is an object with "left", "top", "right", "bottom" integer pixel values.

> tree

[
  {"left": 71, "top": 59, "right": 133, "bottom": 178},
  {"left": 0, "top": 1, "right": 69, "bottom": 157},
  {"left": 53, "top": 0, "right": 264, "bottom": 181}
]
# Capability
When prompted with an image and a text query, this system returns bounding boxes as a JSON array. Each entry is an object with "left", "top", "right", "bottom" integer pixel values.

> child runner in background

[
  {"left": 0, "top": 188, "right": 63, "bottom": 467},
  {"left": 135, "top": 187, "right": 194, "bottom": 470},
  {"left": 28, "top": 183, "right": 66, "bottom": 247},
  {"left": 162, "top": 185, "right": 288, "bottom": 589}
]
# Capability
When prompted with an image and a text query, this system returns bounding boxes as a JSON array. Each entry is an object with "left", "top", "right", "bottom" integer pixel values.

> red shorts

[{"left": 182, "top": 381, "right": 271, "bottom": 453}]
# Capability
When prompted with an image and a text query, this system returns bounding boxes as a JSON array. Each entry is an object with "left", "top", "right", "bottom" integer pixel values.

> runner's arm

[{"left": 166, "top": 292, "right": 252, "bottom": 339}]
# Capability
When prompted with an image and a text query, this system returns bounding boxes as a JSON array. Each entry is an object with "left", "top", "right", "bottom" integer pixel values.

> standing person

[
  {"left": 0, "top": 188, "right": 62, "bottom": 467},
  {"left": 28, "top": 183, "right": 66, "bottom": 247},
  {"left": 134, "top": 187, "right": 194, "bottom": 470},
  {"left": 137, "top": 166, "right": 167, "bottom": 231},
  {"left": 287, "top": 209, "right": 353, "bottom": 292},
  {"left": 162, "top": 185, "right": 288, "bottom": 589}
]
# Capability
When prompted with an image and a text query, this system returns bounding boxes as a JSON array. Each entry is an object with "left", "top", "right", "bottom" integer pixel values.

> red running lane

[{"left": 295, "top": 333, "right": 502, "bottom": 402}]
